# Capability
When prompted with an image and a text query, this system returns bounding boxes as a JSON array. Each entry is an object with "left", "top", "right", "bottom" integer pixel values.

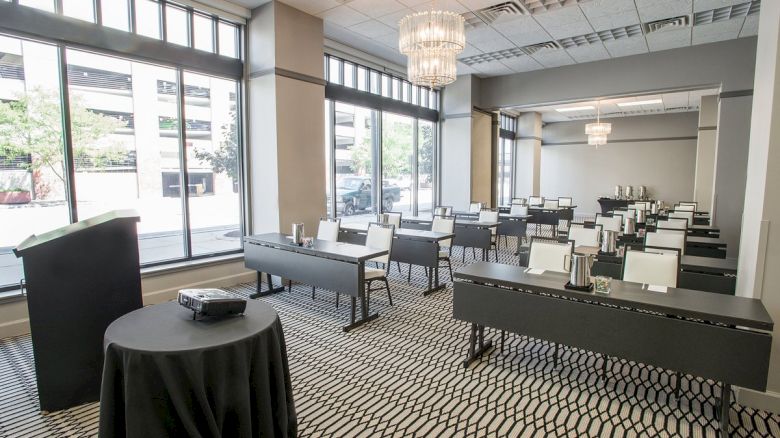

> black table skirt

[{"left": 99, "top": 300, "right": 296, "bottom": 438}]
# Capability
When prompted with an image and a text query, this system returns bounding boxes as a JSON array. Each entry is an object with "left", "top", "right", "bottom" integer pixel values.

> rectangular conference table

[
  {"left": 617, "top": 233, "right": 728, "bottom": 259},
  {"left": 574, "top": 245, "right": 737, "bottom": 295},
  {"left": 338, "top": 223, "right": 454, "bottom": 295},
  {"left": 453, "top": 262, "right": 772, "bottom": 438},
  {"left": 400, "top": 216, "right": 501, "bottom": 262},
  {"left": 443, "top": 212, "right": 532, "bottom": 250},
  {"left": 244, "top": 233, "right": 388, "bottom": 331}
]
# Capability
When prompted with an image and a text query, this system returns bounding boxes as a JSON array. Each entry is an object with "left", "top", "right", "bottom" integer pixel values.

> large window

[
  {"left": 497, "top": 114, "right": 516, "bottom": 206},
  {"left": 0, "top": 28, "right": 244, "bottom": 293},
  {"left": 324, "top": 55, "right": 439, "bottom": 222}
]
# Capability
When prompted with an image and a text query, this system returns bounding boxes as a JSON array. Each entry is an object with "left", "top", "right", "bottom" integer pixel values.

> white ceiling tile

[
  {"left": 692, "top": 19, "right": 743, "bottom": 45},
  {"left": 279, "top": 0, "right": 343, "bottom": 15},
  {"left": 411, "top": 0, "right": 468, "bottom": 13},
  {"left": 645, "top": 27, "right": 692, "bottom": 52},
  {"left": 348, "top": 0, "right": 407, "bottom": 19},
  {"left": 492, "top": 14, "right": 545, "bottom": 35},
  {"left": 349, "top": 20, "right": 397, "bottom": 38},
  {"left": 662, "top": 92, "right": 690, "bottom": 109},
  {"left": 542, "top": 22, "right": 596, "bottom": 39},
  {"left": 470, "top": 59, "right": 514, "bottom": 76},
  {"left": 457, "top": 43, "right": 483, "bottom": 58},
  {"left": 456, "top": 62, "right": 479, "bottom": 75},
  {"left": 323, "top": 22, "right": 408, "bottom": 66},
  {"left": 693, "top": 0, "right": 751, "bottom": 13},
  {"left": 579, "top": 0, "right": 636, "bottom": 15},
  {"left": 740, "top": 14, "right": 759, "bottom": 37},
  {"left": 504, "top": 30, "right": 554, "bottom": 48},
  {"left": 636, "top": 0, "right": 693, "bottom": 23},
  {"left": 457, "top": 0, "right": 504, "bottom": 10},
  {"left": 499, "top": 56, "right": 544, "bottom": 73},
  {"left": 469, "top": 36, "right": 516, "bottom": 52},
  {"left": 376, "top": 8, "right": 415, "bottom": 28},
  {"left": 603, "top": 36, "right": 648, "bottom": 57},
  {"left": 531, "top": 49, "right": 576, "bottom": 68},
  {"left": 566, "top": 43, "right": 611, "bottom": 63},
  {"left": 582, "top": 9, "right": 641, "bottom": 32},
  {"left": 532, "top": 5, "right": 591, "bottom": 27},
  {"left": 318, "top": 5, "right": 371, "bottom": 27},
  {"left": 373, "top": 30, "right": 401, "bottom": 47},
  {"left": 466, "top": 25, "right": 507, "bottom": 44},
  {"left": 397, "top": 0, "right": 429, "bottom": 6}
]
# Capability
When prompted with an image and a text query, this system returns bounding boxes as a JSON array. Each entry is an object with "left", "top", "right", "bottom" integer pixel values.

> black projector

[{"left": 177, "top": 289, "right": 247, "bottom": 319}]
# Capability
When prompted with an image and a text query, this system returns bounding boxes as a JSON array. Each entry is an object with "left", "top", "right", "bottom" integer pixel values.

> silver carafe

[
  {"left": 614, "top": 185, "right": 622, "bottom": 199},
  {"left": 434, "top": 207, "right": 447, "bottom": 217},
  {"left": 378, "top": 213, "right": 390, "bottom": 224},
  {"left": 638, "top": 185, "right": 647, "bottom": 200},
  {"left": 650, "top": 202, "right": 658, "bottom": 215},
  {"left": 624, "top": 217, "right": 636, "bottom": 235},
  {"left": 636, "top": 209, "right": 646, "bottom": 224},
  {"left": 564, "top": 253, "right": 594, "bottom": 287},
  {"left": 625, "top": 185, "right": 634, "bottom": 200},
  {"left": 601, "top": 230, "right": 618, "bottom": 254},
  {"left": 292, "top": 223, "right": 305, "bottom": 245}
]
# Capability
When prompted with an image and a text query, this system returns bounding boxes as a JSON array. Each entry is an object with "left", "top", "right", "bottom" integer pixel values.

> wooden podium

[{"left": 14, "top": 210, "right": 143, "bottom": 412}]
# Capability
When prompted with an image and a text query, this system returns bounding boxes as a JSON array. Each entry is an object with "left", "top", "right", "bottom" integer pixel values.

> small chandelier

[
  {"left": 399, "top": 8, "right": 465, "bottom": 88},
  {"left": 585, "top": 101, "right": 611, "bottom": 146}
]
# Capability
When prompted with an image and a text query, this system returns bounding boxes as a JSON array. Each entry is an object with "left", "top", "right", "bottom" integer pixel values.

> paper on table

[
  {"left": 527, "top": 268, "right": 545, "bottom": 275},
  {"left": 646, "top": 284, "right": 668, "bottom": 293}
]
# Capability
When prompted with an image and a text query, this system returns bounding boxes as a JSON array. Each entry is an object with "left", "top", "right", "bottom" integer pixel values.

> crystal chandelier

[
  {"left": 399, "top": 8, "right": 465, "bottom": 88},
  {"left": 585, "top": 101, "right": 611, "bottom": 146}
]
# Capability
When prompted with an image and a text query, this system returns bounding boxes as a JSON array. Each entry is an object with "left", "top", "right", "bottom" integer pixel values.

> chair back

[
  {"left": 528, "top": 196, "right": 544, "bottom": 206},
  {"left": 622, "top": 249, "right": 679, "bottom": 288},
  {"left": 630, "top": 202, "right": 650, "bottom": 211},
  {"left": 511, "top": 198, "right": 527, "bottom": 205},
  {"left": 366, "top": 223, "right": 394, "bottom": 266},
  {"left": 657, "top": 217, "right": 688, "bottom": 230},
  {"left": 543, "top": 199, "right": 559, "bottom": 209},
  {"left": 379, "top": 212, "right": 402, "bottom": 229},
  {"left": 468, "top": 202, "right": 483, "bottom": 213},
  {"left": 510, "top": 204, "right": 529, "bottom": 216},
  {"left": 432, "top": 216, "right": 455, "bottom": 248},
  {"left": 434, "top": 206, "right": 453, "bottom": 217},
  {"left": 479, "top": 210, "right": 500, "bottom": 235},
  {"left": 675, "top": 203, "right": 696, "bottom": 211},
  {"left": 316, "top": 218, "right": 340, "bottom": 242},
  {"left": 645, "top": 230, "right": 686, "bottom": 255},
  {"left": 669, "top": 210, "right": 693, "bottom": 227},
  {"left": 558, "top": 197, "right": 572, "bottom": 207},
  {"left": 595, "top": 213, "right": 622, "bottom": 233},
  {"left": 528, "top": 237, "right": 573, "bottom": 273},
  {"left": 568, "top": 224, "right": 602, "bottom": 248}
]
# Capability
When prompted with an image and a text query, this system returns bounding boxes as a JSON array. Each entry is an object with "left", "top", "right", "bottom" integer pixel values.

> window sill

[{"left": 0, "top": 252, "right": 246, "bottom": 305}]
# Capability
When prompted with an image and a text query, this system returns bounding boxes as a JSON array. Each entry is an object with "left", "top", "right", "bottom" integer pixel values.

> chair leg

[
  {"left": 553, "top": 343, "right": 559, "bottom": 368},
  {"left": 384, "top": 278, "right": 392, "bottom": 306},
  {"left": 287, "top": 280, "right": 292, "bottom": 291},
  {"left": 407, "top": 264, "right": 412, "bottom": 283},
  {"left": 601, "top": 355, "right": 609, "bottom": 382},
  {"left": 462, "top": 247, "right": 466, "bottom": 263},
  {"left": 447, "top": 259, "right": 453, "bottom": 280},
  {"left": 335, "top": 292, "right": 339, "bottom": 308},
  {"left": 501, "top": 330, "right": 505, "bottom": 353},
  {"left": 311, "top": 286, "right": 316, "bottom": 300},
  {"left": 396, "top": 261, "right": 402, "bottom": 274},
  {"left": 494, "top": 245, "right": 499, "bottom": 262},
  {"left": 472, "top": 247, "right": 476, "bottom": 259},
  {"left": 675, "top": 371, "right": 682, "bottom": 399}
]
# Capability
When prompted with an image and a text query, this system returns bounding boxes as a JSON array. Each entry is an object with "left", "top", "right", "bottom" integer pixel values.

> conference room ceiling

[
  {"left": 259, "top": 0, "right": 760, "bottom": 78},
  {"left": 505, "top": 88, "right": 720, "bottom": 122}
]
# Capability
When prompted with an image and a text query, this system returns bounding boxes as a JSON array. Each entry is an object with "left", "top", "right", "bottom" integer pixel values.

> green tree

[
  {"left": 194, "top": 112, "right": 239, "bottom": 187},
  {"left": 0, "top": 88, "right": 123, "bottom": 197},
  {"left": 380, "top": 118, "right": 412, "bottom": 179}
]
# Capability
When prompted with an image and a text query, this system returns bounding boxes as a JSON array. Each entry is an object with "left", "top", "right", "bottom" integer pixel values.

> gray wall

[{"left": 540, "top": 112, "right": 699, "bottom": 214}]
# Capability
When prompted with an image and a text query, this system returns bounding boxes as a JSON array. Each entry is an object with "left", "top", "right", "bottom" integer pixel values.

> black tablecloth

[{"left": 98, "top": 300, "right": 296, "bottom": 438}]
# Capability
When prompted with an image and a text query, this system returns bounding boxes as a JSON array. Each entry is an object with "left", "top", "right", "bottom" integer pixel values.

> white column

[
  {"left": 514, "top": 112, "right": 541, "bottom": 198},
  {"left": 735, "top": 0, "right": 780, "bottom": 412},
  {"left": 693, "top": 95, "right": 718, "bottom": 212}
]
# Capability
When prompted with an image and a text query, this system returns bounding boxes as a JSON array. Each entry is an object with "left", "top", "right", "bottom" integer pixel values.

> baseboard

[
  {"left": 142, "top": 271, "right": 256, "bottom": 304},
  {"left": 736, "top": 387, "right": 780, "bottom": 414},
  {"left": 0, "top": 318, "right": 31, "bottom": 340}
]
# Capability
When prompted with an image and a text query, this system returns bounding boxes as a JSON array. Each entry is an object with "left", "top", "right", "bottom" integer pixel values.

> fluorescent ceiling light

[
  {"left": 617, "top": 99, "right": 663, "bottom": 107},
  {"left": 555, "top": 106, "right": 595, "bottom": 113}
]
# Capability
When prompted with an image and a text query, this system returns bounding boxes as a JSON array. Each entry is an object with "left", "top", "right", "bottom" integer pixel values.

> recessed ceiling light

[
  {"left": 617, "top": 99, "right": 663, "bottom": 107},
  {"left": 555, "top": 106, "right": 595, "bottom": 113}
]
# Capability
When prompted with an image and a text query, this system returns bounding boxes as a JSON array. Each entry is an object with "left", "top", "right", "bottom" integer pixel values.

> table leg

[
  {"left": 463, "top": 323, "right": 493, "bottom": 368},
  {"left": 250, "top": 272, "right": 287, "bottom": 299},
  {"left": 342, "top": 273, "right": 379, "bottom": 332},
  {"left": 720, "top": 382, "right": 731, "bottom": 438}
]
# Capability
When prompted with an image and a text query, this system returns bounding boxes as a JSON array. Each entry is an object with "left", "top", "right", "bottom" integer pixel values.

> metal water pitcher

[
  {"left": 564, "top": 253, "right": 594, "bottom": 287},
  {"left": 625, "top": 185, "right": 634, "bottom": 200},
  {"left": 614, "top": 185, "right": 622, "bottom": 199},
  {"left": 624, "top": 217, "right": 636, "bottom": 235},
  {"left": 636, "top": 209, "right": 646, "bottom": 224},
  {"left": 650, "top": 202, "right": 658, "bottom": 215},
  {"left": 292, "top": 223, "right": 305, "bottom": 245},
  {"left": 638, "top": 185, "right": 647, "bottom": 200},
  {"left": 379, "top": 213, "right": 390, "bottom": 224},
  {"left": 601, "top": 230, "right": 618, "bottom": 254},
  {"left": 434, "top": 207, "right": 447, "bottom": 217}
]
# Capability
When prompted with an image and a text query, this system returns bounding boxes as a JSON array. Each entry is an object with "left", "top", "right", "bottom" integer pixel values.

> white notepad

[
  {"left": 646, "top": 284, "right": 668, "bottom": 293},
  {"left": 526, "top": 268, "right": 545, "bottom": 275}
]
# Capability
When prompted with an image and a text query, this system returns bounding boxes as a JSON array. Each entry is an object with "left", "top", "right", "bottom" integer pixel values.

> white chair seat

[
  {"left": 364, "top": 267, "right": 386, "bottom": 280},
  {"left": 439, "top": 250, "right": 450, "bottom": 258}
]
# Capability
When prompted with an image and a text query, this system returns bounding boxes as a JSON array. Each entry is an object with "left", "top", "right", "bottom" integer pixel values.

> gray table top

[
  {"left": 340, "top": 223, "right": 454, "bottom": 241},
  {"left": 690, "top": 225, "right": 720, "bottom": 232},
  {"left": 452, "top": 211, "right": 533, "bottom": 220},
  {"left": 245, "top": 233, "right": 388, "bottom": 263},
  {"left": 455, "top": 220, "right": 500, "bottom": 228},
  {"left": 576, "top": 246, "right": 737, "bottom": 274},
  {"left": 454, "top": 261, "right": 772, "bottom": 331},
  {"left": 687, "top": 236, "right": 728, "bottom": 247}
]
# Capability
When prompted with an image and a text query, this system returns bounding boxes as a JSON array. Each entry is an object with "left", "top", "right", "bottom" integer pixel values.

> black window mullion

[
  {"left": 235, "top": 79, "right": 247, "bottom": 240},
  {"left": 94, "top": 0, "right": 101, "bottom": 25},
  {"left": 212, "top": 16, "right": 219, "bottom": 54},
  {"left": 187, "top": 7, "right": 194, "bottom": 47},
  {"left": 54, "top": 0, "right": 62, "bottom": 14},
  {"left": 160, "top": 0, "right": 167, "bottom": 42},
  {"left": 128, "top": 0, "right": 136, "bottom": 33},
  {"left": 57, "top": 45, "right": 79, "bottom": 223},
  {"left": 175, "top": 68, "right": 193, "bottom": 257},
  {"left": 412, "top": 117, "right": 419, "bottom": 217},
  {"left": 372, "top": 110, "right": 382, "bottom": 215},
  {"left": 328, "top": 99, "right": 337, "bottom": 219}
]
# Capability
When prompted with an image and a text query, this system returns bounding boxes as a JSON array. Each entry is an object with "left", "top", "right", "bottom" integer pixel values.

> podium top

[{"left": 14, "top": 209, "right": 140, "bottom": 256}]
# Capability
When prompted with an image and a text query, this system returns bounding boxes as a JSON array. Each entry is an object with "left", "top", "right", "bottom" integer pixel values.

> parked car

[{"left": 336, "top": 176, "right": 400, "bottom": 215}]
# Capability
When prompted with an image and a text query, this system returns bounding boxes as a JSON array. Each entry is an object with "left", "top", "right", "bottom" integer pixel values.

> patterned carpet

[{"left": 1, "top": 232, "right": 779, "bottom": 437}]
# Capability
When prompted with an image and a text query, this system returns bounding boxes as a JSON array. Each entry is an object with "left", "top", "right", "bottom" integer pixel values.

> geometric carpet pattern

[{"left": 1, "top": 233, "right": 779, "bottom": 437}]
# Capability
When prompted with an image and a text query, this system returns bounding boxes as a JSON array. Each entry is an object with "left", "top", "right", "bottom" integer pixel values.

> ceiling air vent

[
  {"left": 521, "top": 41, "right": 562, "bottom": 55},
  {"left": 518, "top": 0, "right": 592, "bottom": 14},
  {"left": 694, "top": 0, "right": 760, "bottom": 26},
  {"left": 644, "top": 15, "right": 690, "bottom": 34}
]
